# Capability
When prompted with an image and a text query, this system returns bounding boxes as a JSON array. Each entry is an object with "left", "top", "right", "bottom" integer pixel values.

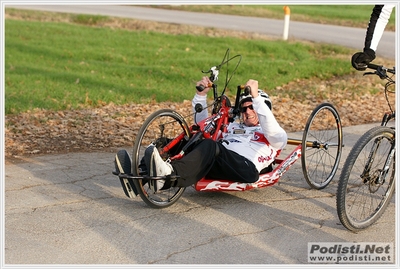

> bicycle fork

[{"left": 361, "top": 132, "right": 395, "bottom": 186}]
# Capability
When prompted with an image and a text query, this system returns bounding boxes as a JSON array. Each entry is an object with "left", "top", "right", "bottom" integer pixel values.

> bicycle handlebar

[
  {"left": 363, "top": 63, "right": 396, "bottom": 115},
  {"left": 196, "top": 83, "right": 212, "bottom": 92},
  {"left": 366, "top": 63, "right": 380, "bottom": 70},
  {"left": 366, "top": 63, "right": 395, "bottom": 74},
  {"left": 363, "top": 63, "right": 395, "bottom": 80}
]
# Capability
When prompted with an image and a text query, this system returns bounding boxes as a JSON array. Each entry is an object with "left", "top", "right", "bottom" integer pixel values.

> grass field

[{"left": 4, "top": 5, "right": 394, "bottom": 115}]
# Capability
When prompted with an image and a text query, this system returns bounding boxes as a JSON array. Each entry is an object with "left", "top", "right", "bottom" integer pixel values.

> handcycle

[
  {"left": 336, "top": 63, "right": 395, "bottom": 232},
  {"left": 113, "top": 49, "right": 343, "bottom": 208}
]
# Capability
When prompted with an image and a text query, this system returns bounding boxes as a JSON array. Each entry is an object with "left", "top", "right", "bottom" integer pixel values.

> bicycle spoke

[
  {"left": 336, "top": 126, "right": 395, "bottom": 231},
  {"left": 302, "top": 103, "right": 342, "bottom": 189}
]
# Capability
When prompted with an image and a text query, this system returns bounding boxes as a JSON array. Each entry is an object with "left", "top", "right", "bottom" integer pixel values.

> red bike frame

[{"left": 158, "top": 88, "right": 308, "bottom": 192}]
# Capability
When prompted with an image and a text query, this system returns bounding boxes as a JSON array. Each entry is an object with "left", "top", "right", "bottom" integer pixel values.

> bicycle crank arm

[{"left": 114, "top": 172, "right": 180, "bottom": 181}]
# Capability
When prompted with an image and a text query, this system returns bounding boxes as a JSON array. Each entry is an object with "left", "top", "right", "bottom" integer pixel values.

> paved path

[
  {"left": 3, "top": 5, "right": 397, "bottom": 267},
  {"left": 4, "top": 123, "right": 396, "bottom": 265},
  {"left": 5, "top": 5, "right": 396, "bottom": 59}
]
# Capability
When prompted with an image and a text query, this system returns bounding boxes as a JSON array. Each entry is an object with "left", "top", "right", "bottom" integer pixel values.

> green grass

[
  {"left": 5, "top": 9, "right": 363, "bottom": 115},
  {"left": 71, "top": 14, "right": 111, "bottom": 25}
]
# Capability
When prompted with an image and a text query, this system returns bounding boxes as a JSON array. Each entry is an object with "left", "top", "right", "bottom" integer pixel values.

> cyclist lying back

[{"left": 144, "top": 77, "right": 287, "bottom": 191}]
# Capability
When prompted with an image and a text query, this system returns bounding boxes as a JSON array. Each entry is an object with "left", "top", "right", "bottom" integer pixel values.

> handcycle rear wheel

[
  {"left": 301, "top": 103, "right": 343, "bottom": 189},
  {"left": 336, "top": 126, "right": 395, "bottom": 232},
  {"left": 132, "top": 109, "right": 189, "bottom": 208}
]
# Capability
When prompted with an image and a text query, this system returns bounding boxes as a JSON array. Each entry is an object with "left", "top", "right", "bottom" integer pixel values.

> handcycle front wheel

[
  {"left": 132, "top": 109, "right": 189, "bottom": 208},
  {"left": 336, "top": 126, "right": 395, "bottom": 232},
  {"left": 301, "top": 103, "right": 343, "bottom": 189}
]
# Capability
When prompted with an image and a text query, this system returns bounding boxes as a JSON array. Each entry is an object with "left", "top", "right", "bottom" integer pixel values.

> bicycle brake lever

[
  {"left": 196, "top": 66, "right": 219, "bottom": 92},
  {"left": 209, "top": 66, "right": 219, "bottom": 82},
  {"left": 363, "top": 71, "right": 376, "bottom": 76}
]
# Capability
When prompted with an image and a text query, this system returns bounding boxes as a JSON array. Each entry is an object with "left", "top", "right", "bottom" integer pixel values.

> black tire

[
  {"left": 336, "top": 126, "right": 395, "bottom": 232},
  {"left": 132, "top": 109, "right": 189, "bottom": 208},
  {"left": 301, "top": 103, "right": 343, "bottom": 189}
]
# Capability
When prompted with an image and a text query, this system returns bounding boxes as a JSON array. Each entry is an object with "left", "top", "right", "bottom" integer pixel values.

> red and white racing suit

[
  {"left": 192, "top": 93, "right": 287, "bottom": 173},
  {"left": 169, "top": 92, "right": 287, "bottom": 187}
]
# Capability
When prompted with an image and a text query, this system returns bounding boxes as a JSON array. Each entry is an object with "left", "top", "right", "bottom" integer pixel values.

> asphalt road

[
  {"left": 4, "top": 123, "right": 396, "bottom": 265},
  {"left": 5, "top": 4, "right": 396, "bottom": 59},
  {"left": 3, "top": 4, "right": 397, "bottom": 267}
]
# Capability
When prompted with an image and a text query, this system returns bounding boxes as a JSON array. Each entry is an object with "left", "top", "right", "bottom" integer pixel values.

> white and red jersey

[
  {"left": 222, "top": 122, "right": 283, "bottom": 172},
  {"left": 192, "top": 93, "right": 287, "bottom": 173}
]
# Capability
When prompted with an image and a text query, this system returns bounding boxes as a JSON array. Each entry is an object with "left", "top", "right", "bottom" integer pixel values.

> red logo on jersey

[
  {"left": 251, "top": 132, "right": 270, "bottom": 146},
  {"left": 257, "top": 147, "right": 274, "bottom": 163}
]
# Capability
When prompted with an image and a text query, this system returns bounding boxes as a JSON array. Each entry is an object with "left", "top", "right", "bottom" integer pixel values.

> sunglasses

[{"left": 240, "top": 104, "right": 254, "bottom": 113}]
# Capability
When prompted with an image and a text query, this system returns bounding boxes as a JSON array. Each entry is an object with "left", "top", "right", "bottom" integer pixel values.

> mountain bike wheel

[
  {"left": 132, "top": 109, "right": 189, "bottom": 208},
  {"left": 301, "top": 103, "right": 342, "bottom": 189},
  {"left": 336, "top": 126, "right": 395, "bottom": 232}
]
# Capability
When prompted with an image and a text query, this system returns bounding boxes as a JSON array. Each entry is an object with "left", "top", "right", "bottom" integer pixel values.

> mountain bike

[
  {"left": 336, "top": 63, "right": 395, "bottom": 232},
  {"left": 113, "top": 49, "right": 343, "bottom": 208}
]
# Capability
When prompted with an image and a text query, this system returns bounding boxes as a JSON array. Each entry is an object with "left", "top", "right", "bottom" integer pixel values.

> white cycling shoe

[{"left": 144, "top": 145, "right": 173, "bottom": 192}]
